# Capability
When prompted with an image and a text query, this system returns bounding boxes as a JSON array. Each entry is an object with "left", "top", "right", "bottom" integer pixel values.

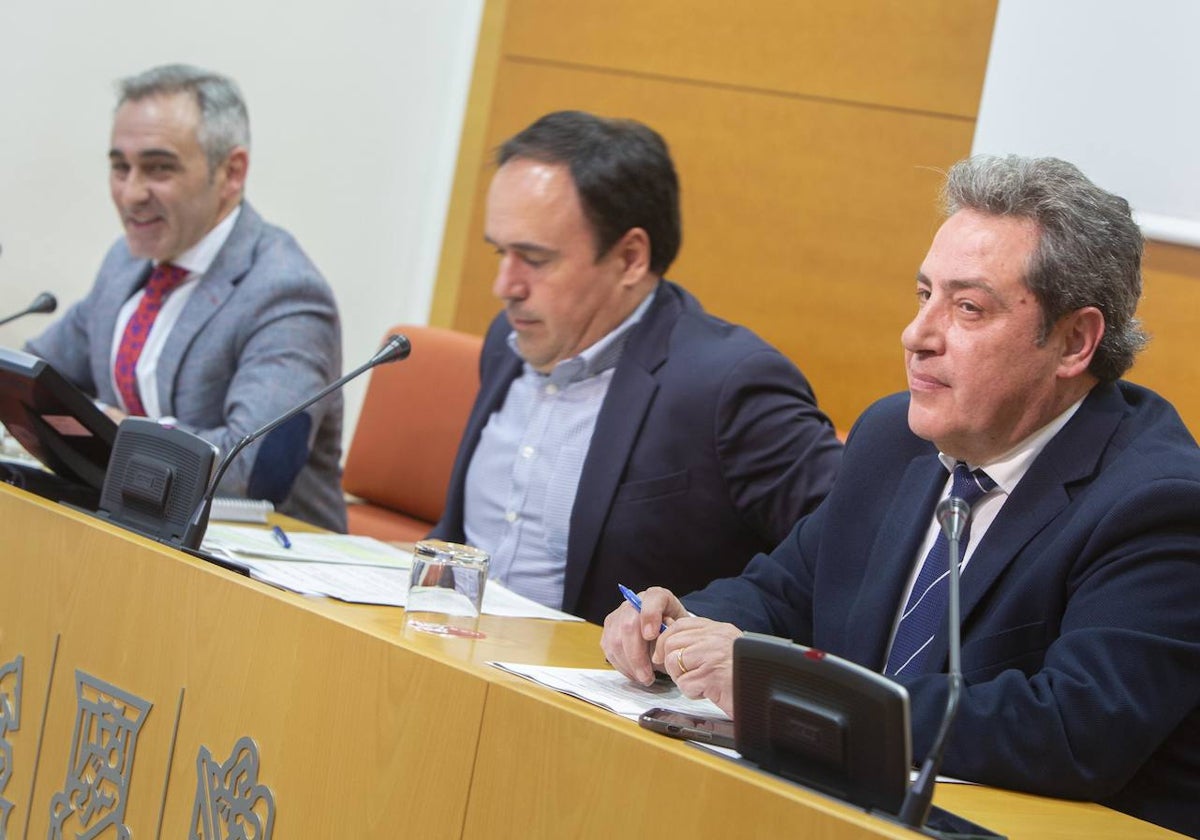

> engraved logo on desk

[
  {"left": 191, "top": 736, "right": 275, "bottom": 840},
  {"left": 0, "top": 654, "right": 24, "bottom": 839},
  {"left": 48, "top": 671, "right": 151, "bottom": 840}
]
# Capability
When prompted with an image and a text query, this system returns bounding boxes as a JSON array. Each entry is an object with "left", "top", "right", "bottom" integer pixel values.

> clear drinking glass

[{"left": 404, "top": 540, "right": 489, "bottom": 638}]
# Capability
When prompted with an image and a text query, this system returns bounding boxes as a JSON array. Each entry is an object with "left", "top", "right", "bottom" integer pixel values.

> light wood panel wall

[
  {"left": 432, "top": 0, "right": 999, "bottom": 430},
  {"left": 433, "top": 0, "right": 1199, "bottom": 434},
  {"left": 1133, "top": 243, "right": 1200, "bottom": 431}
]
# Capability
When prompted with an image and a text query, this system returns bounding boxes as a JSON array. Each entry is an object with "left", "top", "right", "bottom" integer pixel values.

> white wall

[
  {"left": 0, "top": 0, "right": 483, "bottom": 447},
  {"left": 973, "top": 0, "right": 1200, "bottom": 246}
]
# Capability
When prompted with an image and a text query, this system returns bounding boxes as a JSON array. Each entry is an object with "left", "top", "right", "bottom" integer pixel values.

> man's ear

[
  {"left": 218, "top": 146, "right": 249, "bottom": 202},
  {"left": 612, "top": 227, "right": 652, "bottom": 287},
  {"left": 1056, "top": 306, "right": 1105, "bottom": 379}
]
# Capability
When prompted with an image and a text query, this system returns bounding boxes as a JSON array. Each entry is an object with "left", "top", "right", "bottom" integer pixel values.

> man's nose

[
  {"left": 115, "top": 170, "right": 151, "bottom": 206},
  {"left": 901, "top": 302, "right": 941, "bottom": 355},
  {"left": 493, "top": 255, "right": 526, "bottom": 300}
]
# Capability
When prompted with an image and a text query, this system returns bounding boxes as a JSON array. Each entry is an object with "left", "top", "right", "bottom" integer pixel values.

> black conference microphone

[
  {"left": 178, "top": 333, "right": 412, "bottom": 549},
  {"left": 0, "top": 291, "right": 58, "bottom": 328},
  {"left": 896, "top": 495, "right": 972, "bottom": 829}
]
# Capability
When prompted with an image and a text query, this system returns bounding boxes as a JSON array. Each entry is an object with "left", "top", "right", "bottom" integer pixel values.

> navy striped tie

[{"left": 886, "top": 463, "right": 995, "bottom": 676}]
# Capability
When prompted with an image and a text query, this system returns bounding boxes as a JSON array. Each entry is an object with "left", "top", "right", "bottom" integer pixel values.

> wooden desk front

[{"left": 0, "top": 485, "right": 1183, "bottom": 838}]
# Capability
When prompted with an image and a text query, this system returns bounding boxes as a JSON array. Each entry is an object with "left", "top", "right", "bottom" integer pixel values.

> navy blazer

[
  {"left": 432, "top": 281, "right": 843, "bottom": 624},
  {"left": 26, "top": 203, "right": 346, "bottom": 531},
  {"left": 685, "top": 383, "right": 1200, "bottom": 836}
]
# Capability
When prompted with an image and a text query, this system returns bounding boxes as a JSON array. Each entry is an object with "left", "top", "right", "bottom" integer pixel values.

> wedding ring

[{"left": 676, "top": 647, "right": 690, "bottom": 675}]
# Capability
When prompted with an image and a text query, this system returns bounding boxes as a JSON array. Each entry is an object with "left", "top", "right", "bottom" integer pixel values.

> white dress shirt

[{"left": 107, "top": 206, "right": 241, "bottom": 419}]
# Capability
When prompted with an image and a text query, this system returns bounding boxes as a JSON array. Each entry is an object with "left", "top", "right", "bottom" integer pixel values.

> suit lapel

[
  {"left": 436, "top": 319, "right": 524, "bottom": 542},
  {"left": 841, "top": 453, "right": 946, "bottom": 669},
  {"left": 561, "top": 284, "right": 679, "bottom": 612},
  {"left": 91, "top": 259, "right": 153, "bottom": 403},
  {"left": 155, "top": 205, "right": 261, "bottom": 415}
]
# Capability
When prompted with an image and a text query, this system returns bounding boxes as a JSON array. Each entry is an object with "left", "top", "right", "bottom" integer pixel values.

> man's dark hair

[
  {"left": 943, "top": 155, "right": 1147, "bottom": 382},
  {"left": 497, "top": 111, "right": 681, "bottom": 275}
]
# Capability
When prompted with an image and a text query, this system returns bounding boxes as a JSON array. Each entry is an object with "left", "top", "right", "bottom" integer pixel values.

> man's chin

[
  {"left": 514, "top": 338, "right": 554, "bottom": 371},
  {"left": 906, "top": 402, "right": 943, "bottom": 444},
  {"left": 124, "top": 236, "right": 169, "bottom": 262}
]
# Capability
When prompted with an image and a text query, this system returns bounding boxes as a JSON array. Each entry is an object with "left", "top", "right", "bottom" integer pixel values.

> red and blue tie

[{"left": 113, "top": 262, "right": 189, "bottom": 416}]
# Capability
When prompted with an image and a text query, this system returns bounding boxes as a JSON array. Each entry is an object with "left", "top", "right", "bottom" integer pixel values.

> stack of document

[
  {"left": 200, "top": 524, "right": 580, "bottom": 621},
  {"left": 203, "top": 523, "right": 409, "bottom": 566}
]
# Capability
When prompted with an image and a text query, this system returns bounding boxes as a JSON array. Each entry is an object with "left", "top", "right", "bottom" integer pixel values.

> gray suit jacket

[{"left": 26, "top": 202, "right": 347, "bottom": 531}]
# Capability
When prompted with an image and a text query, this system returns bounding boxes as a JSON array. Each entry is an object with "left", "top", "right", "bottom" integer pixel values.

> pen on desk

[
  {"left": 272, "top": 525, "right": 292, "bottom": 549},
  {"left": 618, "top": 583, "right": 668, "bottom": 633}
]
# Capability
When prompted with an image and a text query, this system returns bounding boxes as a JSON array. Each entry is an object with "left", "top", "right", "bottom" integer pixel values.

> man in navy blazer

[
  {"left": 26, "top": 64, "right": 345, "bottom": 531},
  {"left": 429, "top": 112, "right": 842, "bottom": 623},
  {"left": 602, "top": 156, "right": 1200, "bottom": 836}
]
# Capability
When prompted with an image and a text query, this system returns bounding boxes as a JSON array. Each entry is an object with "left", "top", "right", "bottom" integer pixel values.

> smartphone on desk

[{"left": 638, "top": 707, "right": 736, "bottom": 749}]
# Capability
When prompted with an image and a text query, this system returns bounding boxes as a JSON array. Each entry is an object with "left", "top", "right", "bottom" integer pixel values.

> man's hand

[
  {"left": 657, "top": 616, "right": 742, "bottom": 717},
  {"left": 601, "top": 586, "right": 687, "bottom": 685},
  {"left": 601, "top": 587, "right": 743, "bottom": 717}
]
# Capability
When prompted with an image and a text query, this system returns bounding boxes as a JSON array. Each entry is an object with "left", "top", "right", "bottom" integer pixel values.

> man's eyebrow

[
  {"left": 108, "top": 148, "right": 181, "bottom": 161},
  {"left": 915, "top": 272, "right": 1011, "bottom": 309},
  {"left": 484, "top": 236, "right": 555, "bottom": 256}
]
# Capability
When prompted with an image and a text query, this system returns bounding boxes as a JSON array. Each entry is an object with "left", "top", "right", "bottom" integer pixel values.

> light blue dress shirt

[{"left": 463, "top": 291, "right": 656, "bottom": 609}]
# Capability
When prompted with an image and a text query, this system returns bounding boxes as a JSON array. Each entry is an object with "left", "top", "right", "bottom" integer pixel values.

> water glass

[{"left": 404, "top": 540, "right": 489, "bottom": 638}]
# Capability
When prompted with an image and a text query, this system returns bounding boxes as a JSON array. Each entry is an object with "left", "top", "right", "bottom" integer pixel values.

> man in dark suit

[
  {"left": 430, "top": 111, "right": 842, "bottom": 623},
  {"left": 26, "top": 64, "right": 345, "bottom": 531},
  {"left": 601, "top": 155, "right": 1200, "bottom": 836}
]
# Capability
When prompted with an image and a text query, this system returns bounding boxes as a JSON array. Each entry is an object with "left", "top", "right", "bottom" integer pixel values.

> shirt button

[
  {"left": 504, "top": 510, "right": 517, "bottom": 523},
  {"left": 521, "top": 445, "right": 535, "bottom": 459},
  {"left": 545, "top": 383, "right": 559, "bottom": 395}
]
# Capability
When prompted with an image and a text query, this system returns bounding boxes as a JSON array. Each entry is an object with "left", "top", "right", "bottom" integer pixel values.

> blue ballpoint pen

[
  {"left": 271, "top": 525, "right": 292, "bottom": 549},
  {"left": 617, "top": 583, "right": 667, "bottom": 633}
]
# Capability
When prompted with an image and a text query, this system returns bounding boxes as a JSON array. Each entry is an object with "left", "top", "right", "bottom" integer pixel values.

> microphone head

[
  {"left": 935, "top": 496, "right": 971, "bottom": 542},
  {"left": 30, "top": 292, "right": 57, "bottom": 315},
  {"left": 371, "top": 333, "right": 412, "bottom": 366}
]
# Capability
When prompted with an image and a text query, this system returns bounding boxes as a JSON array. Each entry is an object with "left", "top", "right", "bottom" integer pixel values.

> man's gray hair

[
  {"left": 117, "top": 63, "right": 250, "bottom": 172},
  {"left": 943, "top": 154, "right": 1147, "bottom": 382}
]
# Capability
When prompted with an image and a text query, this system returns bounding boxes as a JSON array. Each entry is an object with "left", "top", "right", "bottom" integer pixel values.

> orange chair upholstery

[{"left": 342, "top": 324, "right": 482, "bottom": 542}]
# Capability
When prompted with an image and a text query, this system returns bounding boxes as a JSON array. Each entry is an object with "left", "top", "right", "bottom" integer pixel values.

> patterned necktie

[
  {"left": 885, "top": 462, "right": 996, "bottom": 676},
  {"left": 113, "top": 263, "right": 189, "bottom": 416}
]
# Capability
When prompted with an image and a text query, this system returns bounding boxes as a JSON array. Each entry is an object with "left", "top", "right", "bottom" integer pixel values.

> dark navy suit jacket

[
  {"left": 685, "top": 383, "right": 1200, "bottom": 836},
  {"left": 431, "top": 282, "right": 843, "bottom": 624}
]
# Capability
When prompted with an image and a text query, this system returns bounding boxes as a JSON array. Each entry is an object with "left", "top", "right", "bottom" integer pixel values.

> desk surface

[{"left": 0, "top": 484, "right": 1185, "bottom": 838}]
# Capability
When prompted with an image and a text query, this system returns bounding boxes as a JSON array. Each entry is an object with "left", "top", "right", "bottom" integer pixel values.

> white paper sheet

[
  {"left": 236, "top": 557, "right": 581, "bottom": 621},
  {"left": 490, "top": 662, "right": 727, "bottom": 720}
]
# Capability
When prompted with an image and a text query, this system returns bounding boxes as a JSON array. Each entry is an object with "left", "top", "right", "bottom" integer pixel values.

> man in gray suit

[{"left": 26, "top": 64, "right": 346, "bottom": 531}]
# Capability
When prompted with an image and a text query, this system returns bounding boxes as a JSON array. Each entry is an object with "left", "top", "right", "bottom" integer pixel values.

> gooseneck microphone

[
  {"left": 897, "top": 495, "right": 971, "bottom": 829},
  {"left": 179, "top": 333, "right": 412, "bottom": 548},
  {"left": 0, "top": 292, "right": 58, "bottom": 328}
]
